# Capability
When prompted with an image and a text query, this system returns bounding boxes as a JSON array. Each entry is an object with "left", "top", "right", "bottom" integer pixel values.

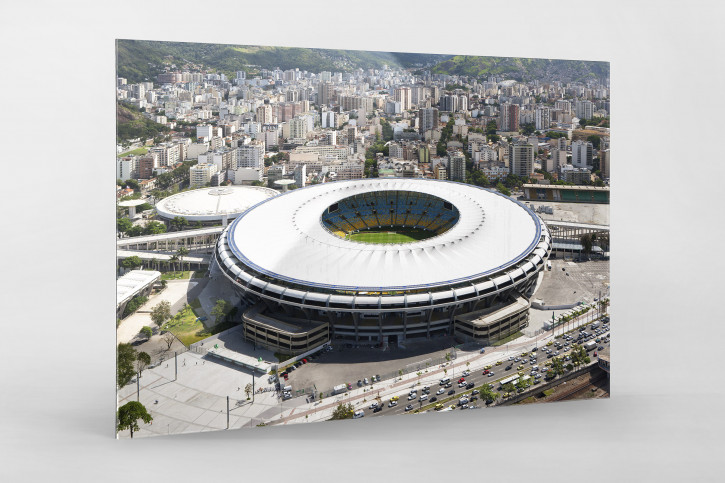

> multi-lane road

[{"left": 366, "top": 324, "right": 611, "bottom": 418}]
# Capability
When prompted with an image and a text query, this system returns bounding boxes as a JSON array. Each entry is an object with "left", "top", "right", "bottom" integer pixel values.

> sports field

[{"left": 346, "top": 228, "right": 433, "bottom": 244}]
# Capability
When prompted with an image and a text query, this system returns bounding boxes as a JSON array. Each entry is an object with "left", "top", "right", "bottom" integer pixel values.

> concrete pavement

[{"left": 116, "top": 277, "right": 202, "bottom": 344}]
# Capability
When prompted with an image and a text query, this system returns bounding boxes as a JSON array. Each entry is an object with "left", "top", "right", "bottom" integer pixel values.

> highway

[{"left": 366, "top": 324, "right": 611, "bottom": 418}]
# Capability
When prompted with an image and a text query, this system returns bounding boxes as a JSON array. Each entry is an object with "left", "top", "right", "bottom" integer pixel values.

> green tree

[
  {"left": 168, "top": 255, "right": 179, "bottom": 273},
  {"left": 587, "top": 135, "right": 601, "bottom": 150},
  {"left": 170, "top": 216, "right": 189, "bottom": 232},
  {"left": 139, "top": 326, "right": 153, "bottom": 340},
  {"left": 520, "top": 123, "right": 536, "bottom": 135},
  {"left": 176, "top": 247, "right": 189, "bottom": 271},
  {"left": 150, "top": 300, "right": 171, "bottom": 328},
  {"left": 127, "top": 225, "right": 144, "bottom": 237},
  {"left": 496, "top": 182, "right": 511, "bottom": 197},
  {"left": 117, "top": 401, "right": 153, "bottom": 439},
  {"left": 144, "top": 221, "right": 166, "bottom": 235},
  {"left": 580, "top": 233, "right": 593, "bottom": 254},
  {"left": 551, "top": 357, "right": 564, "bottom": 376},
  {"left": 121, "top": 256, "right": 143, "bottom": 270},
  {"left": 244, "top": 383, "right": 253, "bottom": 400},
  {"left": 211, "top": 299, "right": 233, "bottom": 323},
  {"left": 117, "top": 343, "right": 137, "bottom": 388},
  {"left": 330, "top": 403, "right": 355, "bottom": 420},
  {"left": 125, "top": 179, "right": 141, "bottom": 191},
  {"left": 117, "top": 218, "right": 133, "bottom": 233},
  {"left": 136, "top": 351, "right": 151, "bottom": 375}
]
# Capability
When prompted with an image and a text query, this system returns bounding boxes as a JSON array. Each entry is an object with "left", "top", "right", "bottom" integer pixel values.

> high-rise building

[
  {"left": 137, "top": 156, "right": 155, "bottom": 179},
  {"left": 448, "top": 151, "right": 466, "bottom": 182},
  {"left": 294, "top": 164, "right": 307, "bottom": 188},
  {"left": 535, "top": 107, "right": 551, "bottom": 130},
  {"left": 189, "top": 163, "right": 218, "bottom": 188},
  {"left": 510, "top": 143, "right": 534, "bottom": 177},
  {"left": 394, "top": 87, "right": 412, "bottom": 111},
  {"left": 318, "top": 82, "right": 334, "bottom": 106},
  {"left": 554, "top": 99, "right": 571, "bottom": 113},
  {"left": 256, "top": 104, "right": 272, "bottom": 124},
  {"left": 571, "top": 140, "right": 594, "bottom": 168},
  {"left": 600, "top": 149, "right": 610, "bottom": 179},
  {"left": 547, "top": 148, "right": 567, "bottom": 173},
  {"left": 439, "top": 95, "right": 458, "bottom": 112},
  {"left": 434, "top": 163, "right": 447, "bottom": 180},
  {"left": 499, "top": 103, "right": 520, "bottom": 132},
  {"left": 236, "top": 140, "right": 265, "bottom": 170},
  {"left": 117, "top": 157, "right": 137, "bottom": 181},
  {"left": 575, "top": 100, "right": 595, "bottom": 120},
  {"left": 289, "top": 117, "right": 309, "bottom": 140},
  {"left": 321, "top": 110, "right": 336, "bottom": 129}
]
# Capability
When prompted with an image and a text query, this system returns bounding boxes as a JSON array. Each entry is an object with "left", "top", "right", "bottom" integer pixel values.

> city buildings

[{"left": 510, "top": 143, "right": 534, "bottom": 177}]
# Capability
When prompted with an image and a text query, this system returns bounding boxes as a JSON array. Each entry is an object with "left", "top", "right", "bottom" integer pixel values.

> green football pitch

[{"left": 346, "top": 228, "right": 434, "bottom": 244}]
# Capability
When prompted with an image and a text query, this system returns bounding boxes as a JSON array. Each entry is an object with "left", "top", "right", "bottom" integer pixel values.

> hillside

[
  {"left": 116, "top": 40, "right": 450, "bottom": 83},
  {"left": 116, "top": 102, "right": 169, "bottom": 142},
  {"left": 431, "top": 55, "right": 609, "bottom": 83}
]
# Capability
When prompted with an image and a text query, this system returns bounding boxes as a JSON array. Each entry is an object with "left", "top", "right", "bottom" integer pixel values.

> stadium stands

[{"left": 321, "top": 190, "right": 460, "bottom": 238}]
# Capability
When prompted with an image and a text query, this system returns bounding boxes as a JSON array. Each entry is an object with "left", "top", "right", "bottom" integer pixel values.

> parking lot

[
  {"left": 534, "top": 258, "right": 609, "bottom": 306},
  {"left": 284, "top": 336, "right": 463, "bottom": 395}
]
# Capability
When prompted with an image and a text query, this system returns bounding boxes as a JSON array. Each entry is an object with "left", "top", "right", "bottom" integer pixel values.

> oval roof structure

[
  {"left": 155, "top": 186, "right": 278, "bottom": 223},
  {"left": 226, "top": 178, "right": 543, "bottom": 291}
]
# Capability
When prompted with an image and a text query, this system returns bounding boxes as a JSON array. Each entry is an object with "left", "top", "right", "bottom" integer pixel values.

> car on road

[
  {"left": 448, "top": 389, "right": 456, "bottom": 395},
  {"left": 419, "top": 394, "right": 428, "bottom": 402},
  {"left": 458, "top": 377, "right": 465, "bottom": 383},
  {"left": 388, "top": 400, "right": 398, "bottom": 408},
  {"left": 472, "top": 389, "right": 480, "bottom": 395},
  {"left": 484, "top": 365, "right": 493, "bottom": 370},
  {"left": 375, "top": 375, "right": 381, "bottom": 382},
  {"left": 495, "top": 361, "right": 503, "bottom": 366},
  {"left": 405, "top": 405, "right": 414, "bottom": 412},
  {"left": 445, "top": 382, "right": 453, "bottom": 388},
  {"left": 517, "top": 365, "right": 524, "bottom": 370},
  {"left": 483, "top": 369, "right": 490, "bottom": 375},
  {"left": 505, "top": 365, "right": 513, "bottom": 371},
  {"left": 408, "top": 394, "right": 417, "bottom": 401},
  {"left": 434, "top": 403, "right": 444, "bottom": 411},
  {"left": 363, "top": 378, "right": 369, "bottom": 385},
  {"left": 598, "top": 346, "right": 604, "bottom": 351},
  {"left": 488, "top": 372, "right": 495, "bottom": 377},
  {"left": 369, "top": 402, "right": 379, "bottom": 409},
  {"left": 466, "top": 382, "right": 475, "bottom": 389},
  {"left": 390, "top": 396, "right": 399, "bottom": 402},
  {"left": 283, "top": 374, "right": 289, "bottom": 381},
  {"left": 436, "top": 388, "right": 445, "bottom": 395},
  {"left": 462, "top": 370, "right": 471, "bottom": 377},
  {"left": 373, "top": 406, "right": 382, "bottom": 413},
  {"left": 357, "top": 380, "right": 362, "bottom": 387},
  {"left": 353, "top": 410, "right": 364, "bottom": 419},
  {"left": 509, "top": 356, "right": 515, "bottom": 361},
  {"left": 430, "top": 396, "right": 437, "bottom": 403},
  {"left": 547, "top": 341, "right": 554, "bottom": 346}
]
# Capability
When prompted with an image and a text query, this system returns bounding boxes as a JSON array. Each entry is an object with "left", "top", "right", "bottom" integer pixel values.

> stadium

[
  {"left": 213, "top": 178, "right": 552, "bottom": 355},
  {"left": 154, "top": 186, "right": 278, "bottom": 226}
]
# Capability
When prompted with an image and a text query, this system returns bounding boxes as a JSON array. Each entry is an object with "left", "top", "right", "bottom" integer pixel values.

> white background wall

[{"left": 1, "top": 1, "right": 724, "bottom": 481}]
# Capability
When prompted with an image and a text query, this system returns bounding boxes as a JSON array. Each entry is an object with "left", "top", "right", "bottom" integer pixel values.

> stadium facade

[{"left": 214, "top": 178, "right": 552, "bottom": 355}]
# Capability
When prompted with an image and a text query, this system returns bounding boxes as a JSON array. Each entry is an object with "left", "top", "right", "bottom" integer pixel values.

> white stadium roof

[
  {"left": 226, "top": 179, "right": 543, "bottom": 291},
  {"left": 155, "top": 186, "right": 278, "bottom": 222}
]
